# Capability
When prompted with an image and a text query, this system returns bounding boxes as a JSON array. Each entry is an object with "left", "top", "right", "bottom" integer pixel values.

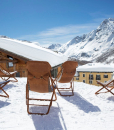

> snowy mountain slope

[
  {"left": 51, "top": 18, "right": 114, "bottom": 63},
  {"left": 48, "top": 43, "right": 61, "bottom": 51},
  {"left": 58, "top": 34, "right": 87, "bottom": 53},
  {"left": 94, "top": 47, "right": 114, "bottom": 64}
]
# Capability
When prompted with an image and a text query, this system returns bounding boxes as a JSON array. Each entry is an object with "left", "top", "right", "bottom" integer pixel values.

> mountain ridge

[{"left": 48, "top": 18, "right": 114, "bottom": 64}]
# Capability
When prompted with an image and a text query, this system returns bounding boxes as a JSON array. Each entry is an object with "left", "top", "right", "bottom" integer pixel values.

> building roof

[
  {"left": 0, "top": 38, "right": 68, "bottom": 67},
  {"left": 76, "top": 63, "right": 114, "bottom": 72}
]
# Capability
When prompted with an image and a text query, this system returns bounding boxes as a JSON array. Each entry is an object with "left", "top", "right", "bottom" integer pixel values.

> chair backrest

[
  {"left": 26, "top": 61, "right": 52, "bottom": 93},
  {"left": 0, "top": 69, "right": 9, "bottom": 75},
  {"left": 58, "top": 61, "right": 78, "bottom": 83},
  {"left": 0, "top": 65, "right": 10, "bottom": 75},
  {"left": 0, "top": 69, "right": 4, "bottom": 75}
]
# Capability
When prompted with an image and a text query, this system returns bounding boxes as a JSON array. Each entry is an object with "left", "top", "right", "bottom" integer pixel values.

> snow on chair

[
  {"left": 26, "top": 61, "right": 57, "bottom": 115},
  {"left": 0, "top": 65, "right": 18, "bottom": 82},
  {"left": 0, "top": 80, "right": 11, "bottom": 98},
  {"left": 54, "top": 61, "right": 78, "bottom": 96}
]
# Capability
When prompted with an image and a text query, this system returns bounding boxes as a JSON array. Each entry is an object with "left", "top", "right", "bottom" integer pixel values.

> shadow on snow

[
  {"left": 107, "top": 96, "right": 114, "bottom": 102},
  {"left": 30, "top": 105, "right": 67, "bottom": 130},
  {"left": 0, "top": 100, "right": 10, "bottom": 108},
  {"left": 59, "top": 92, "right": 101, "bottom": 113}
]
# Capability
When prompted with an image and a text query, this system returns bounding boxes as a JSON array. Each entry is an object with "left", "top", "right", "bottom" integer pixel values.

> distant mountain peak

[
  {"left": 97, "top": 18, "right": 114, "bottom": 31},
  {"left": 48, "top": 18, "right": 114, "bottom": 64},
  {"left": 108, "top": 18, "right": 114, "bottom": 21},
  {"left": 1, "top": 18, "right": 114, "bottom": 64},
  {"left": 48, "top": 43, "right": 61, "bottom": 50}
]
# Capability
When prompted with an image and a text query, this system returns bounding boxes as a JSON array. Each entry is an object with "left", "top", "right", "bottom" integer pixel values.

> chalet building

[
  {"left": 0, "top": 37, "right": 67, "bottom": 77},
  {"left": 74, "top": 63, "right": 114, "bottom": 86}
]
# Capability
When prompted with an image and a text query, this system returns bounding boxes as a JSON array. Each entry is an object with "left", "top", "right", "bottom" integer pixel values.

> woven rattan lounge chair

[
  {"left": 0, "top": 80, "right": 11, "bottom": 98},
  {"left": 0, "top": 65, "right": 18, "bottom": 82},
  {"left": 95, "top": 80, "right": 114, "bottom": 95},
  {"left": 55, "top": 61, "right": 78, "bottom": 96},
  {"left": 26, "top": 61, "right": 57, "bottom": 115}
]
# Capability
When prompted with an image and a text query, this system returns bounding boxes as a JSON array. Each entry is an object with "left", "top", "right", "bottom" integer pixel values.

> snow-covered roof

[
  {"left": 77, "top": 63, "right": 114, "bottom": 72},
  {"left": 0, "top": 38, "right": 68, "bottom": 67}
]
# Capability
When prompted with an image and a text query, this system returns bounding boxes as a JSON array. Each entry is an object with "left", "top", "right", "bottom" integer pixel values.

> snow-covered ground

[{"left": 0, "top": 78, "right": 114, "bottom": 130}]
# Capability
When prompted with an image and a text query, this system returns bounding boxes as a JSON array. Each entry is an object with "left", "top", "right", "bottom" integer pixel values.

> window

[
  {"left": 89, "top": 74, "right": 93, "bottom": 80},
  {"left": 7, "top": 56, "right": 13, "bottom": 68},
  {"left": 83, "top": 74, "right": 85, "bottom": 77},
  {"left": 51, "top": 68, "right": 58, "bottom": 78},
  {"left": 89, "top": 80, "right": 92, "bottom": 84},
  {"left": 16, "top": 72, "right": 20, "bottom": 77},
  {"left": 76, "top": 78, "right": 79, "bottom": 80},
  {"left": 104, "top": 74, "right": 108, "bottom": 78},
  {"left": 83, "top": 80, "right": 85, "bottom": 83},
  {"left": 75, "top": 72, "right": 79, "bottom": 77},
  {"left": 104, "top": 81, "right": 107, "bottom": 83},
  {"left": 96, "top": 75, "right": 101, "bottom": 80}
]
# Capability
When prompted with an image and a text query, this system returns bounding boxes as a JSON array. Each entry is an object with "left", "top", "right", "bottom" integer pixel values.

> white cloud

[
  {"left": 16, "top": 23, "right": 99, "bottom": 47},
  {"left": 90, "top": 12, "right": 114, "bottom": 23}
]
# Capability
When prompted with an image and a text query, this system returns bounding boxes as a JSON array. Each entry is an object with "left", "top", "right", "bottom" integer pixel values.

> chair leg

[
  {"left": 6, "top": 76, "right": 18, "bottom": 82},
  {"left": 95, "top": 86, "right": 114, "bottom": 95},
  {"left": 26, "top": 85, "right": 57, "bottom": 115},
  {"left": 11, "top": 77, "right": 18, "bottom": 82},
  {"left": 0, "top": 88, "right": 9, "bottom": 98},
  {"left": 57, "top": 81, "right": 74, "bottom": 96},
  {"left": 1, "top": 75, "right": 18, "bottom": 82},
  {"left": 0, "top": 81, "right": 10, "bottom": 98},
  {"left": 95, "top": 87, "right": 104, "bottom": 95},
  {"left": 26, "top": 84, "right": 29, "bottom": 105}
]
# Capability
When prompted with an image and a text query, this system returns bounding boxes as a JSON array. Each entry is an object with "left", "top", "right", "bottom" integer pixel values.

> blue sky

[{"left": 0, "top": 0, "right": 114, "bottom": 46}]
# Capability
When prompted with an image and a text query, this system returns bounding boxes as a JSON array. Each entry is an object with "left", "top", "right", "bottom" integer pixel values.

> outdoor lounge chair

[
  {"left": 0, "top": 65, "right": 18, "bottom": 82},
  {"left": 54, "top": 61, "right": 78, "bottom": 96},
  {"left": 26, "top": 61, "right": 57, "bottom": 115},
  {"left": 95, "top": 80, "right": 114, "bottom": 95},
  {"left": 0, "top": 80, "right": 11, "bottom": 98}
]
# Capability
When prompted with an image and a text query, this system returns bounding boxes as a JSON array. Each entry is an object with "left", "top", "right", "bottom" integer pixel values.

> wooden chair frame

[
  {"left": 55, "top": 61, "right": 78, "bottom": 96},
  {"left": 0, "top": 80, "right": 10, "bottom": 98},
  {"left": 26, "top": 61, "right": 57, "bottom": 115},
  {"left": 26, "top": 82, "right": 57, "bottom": 115},
  {"left": 56, "top": 79, "right": 74, "bottom": 96},
  {"left": 0, "top": 65, "right": 18, "bottom": 82},
  {"left": 95, "top": 80, "right": 114, "bottom": 95}
]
